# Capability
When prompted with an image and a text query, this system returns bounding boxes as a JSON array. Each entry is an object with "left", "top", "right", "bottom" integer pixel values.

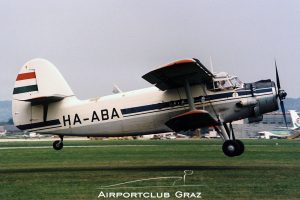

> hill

[
  {"left": 285, "top": 98, "right": 300, "bottom": 111},
  {"left": 0, "top": 101, "right": 12, "bottom": 123}
]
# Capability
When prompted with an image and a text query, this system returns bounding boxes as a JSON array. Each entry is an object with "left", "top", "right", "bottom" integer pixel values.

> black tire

[
  {"left": 53, "top": 140, "right": 63, "bottom": 150},
  {"left": 235, "top": 140, "right": 245, "bottom": 156},
  {"left": 222, "top": 140, "right": 240, "bottom": 157}
]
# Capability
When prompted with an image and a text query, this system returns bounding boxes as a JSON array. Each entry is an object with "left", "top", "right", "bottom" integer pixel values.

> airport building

[
  {"left": 202, "top": 111, "right": 296, "bottom": 139},
  {"left": 0, "top": 126, "right": 6, "bottom": 134},
  {"left": 260, "top": 112, "right": 293, "bottom": 126},
  {"left": 233, "top": 111, "right": 294, "bottom": 138}
]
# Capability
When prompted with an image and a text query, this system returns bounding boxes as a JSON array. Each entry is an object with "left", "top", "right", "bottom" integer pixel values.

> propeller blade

[
  {"left": 280, "top": 100, "right": 288, "bottom": 128},
  {"left": 275, "top": 60, "right": 281, "bottom": 90},
  {"left": 275, "top": 60, "right": 288, "bottom": 128}
]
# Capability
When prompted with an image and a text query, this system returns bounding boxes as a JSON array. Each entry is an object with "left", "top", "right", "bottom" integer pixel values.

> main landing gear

[
  {"left": 215, "top": 122, "right": 245, "bottom": 157},
  {"left": 222, "top": 140, "right": 244, "bottom": 157},
  {"left": 53, "top": 135, "right": 64, "bottom": 150}
]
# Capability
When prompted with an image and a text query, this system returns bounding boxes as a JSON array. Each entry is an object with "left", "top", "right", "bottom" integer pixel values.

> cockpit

[{"left": 207, "top": 72, "right": 244, "bottom": 91}]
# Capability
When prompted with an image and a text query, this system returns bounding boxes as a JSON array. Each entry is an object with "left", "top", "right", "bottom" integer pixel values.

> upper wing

[
  {"left": 142, "top": 58, "right": 214, "bottom": 90},
  {"left": 143, "top": 58, "right": 218, "bottom": 131}
]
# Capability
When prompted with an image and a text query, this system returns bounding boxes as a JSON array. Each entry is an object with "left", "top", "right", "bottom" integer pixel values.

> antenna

[{"left": 209, "top": 56, "right": 214, "bottom": 73}]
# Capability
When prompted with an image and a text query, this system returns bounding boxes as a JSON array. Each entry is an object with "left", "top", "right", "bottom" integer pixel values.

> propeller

[{"left": 275, "top": 60, "right": 288, "bottom": 128}]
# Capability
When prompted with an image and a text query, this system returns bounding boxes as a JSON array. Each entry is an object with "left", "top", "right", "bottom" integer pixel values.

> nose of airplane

[
  {"left": 249, "top": 80, "right": 279, "bottom": 115},
  {"left": 278, "top": 89, "right": 287, "bottom": 100}
]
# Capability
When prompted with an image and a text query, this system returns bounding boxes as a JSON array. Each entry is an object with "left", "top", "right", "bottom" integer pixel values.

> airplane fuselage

[{"left": 15, "top": 82, "right": 278, "bottom": 137}]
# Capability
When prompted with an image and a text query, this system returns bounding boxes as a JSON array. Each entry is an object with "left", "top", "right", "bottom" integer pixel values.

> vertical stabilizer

[
  {"left": 289, "top": 110, "right": 300, "bottom": 129},
  {"left": 12, "top": 58, "right": 74, "bottom": 129},
  {"left": 13, "top": 58, "right": 74, "bottom": 100}
]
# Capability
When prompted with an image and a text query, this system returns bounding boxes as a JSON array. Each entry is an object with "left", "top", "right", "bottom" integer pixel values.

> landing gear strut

[
  {"left": 53, "top": 135, "right": 64, "bottom": 150},
  {"left": 215, "top": 122, "right": 245, "bottom": 157},
  {"left": 181, "top": 77, "right": 244, "bottom": 157}
]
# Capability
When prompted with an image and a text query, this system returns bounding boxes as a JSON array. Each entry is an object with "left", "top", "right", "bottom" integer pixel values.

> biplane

[{"left": 12, "top": 58, "right": 287, "bottom": 156}]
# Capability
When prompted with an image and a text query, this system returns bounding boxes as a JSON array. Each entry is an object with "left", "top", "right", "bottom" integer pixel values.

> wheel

[
  {"left": 235, "top": 140, "right": 245, "bottom": 156},
  {"left": 53, "top": 140, "right": 63, "bottom": 150},
  {"left": 222, "top": 140, "right": 240, "bottom": 157}
]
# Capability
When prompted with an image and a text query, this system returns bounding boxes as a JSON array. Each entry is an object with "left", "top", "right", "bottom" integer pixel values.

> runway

[
  {"left": 0, "top": 137, "right": 89, "bottom": 142},
  {"left": 0, "top": 144, "right": 157, "bottom": 150}
]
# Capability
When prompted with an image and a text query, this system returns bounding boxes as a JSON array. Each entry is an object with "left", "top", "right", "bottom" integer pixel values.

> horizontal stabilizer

[
  {"left": 165, "top": 110, "right": 219, "bottom": 132},
  {"left": 20, "top": 95, "right": 66, "bottom": 105}
]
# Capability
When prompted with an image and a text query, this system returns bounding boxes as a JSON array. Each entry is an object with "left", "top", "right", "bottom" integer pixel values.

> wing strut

[{"left": 184, "top": 79, "right": 196, "bottom": 111}]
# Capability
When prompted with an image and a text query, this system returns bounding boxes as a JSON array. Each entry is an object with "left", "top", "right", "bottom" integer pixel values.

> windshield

[
  {"left": 208, "top": 74, "right": 243, "bottom": 91},
  {"left": 230, "top": 77, "right": 243, "bottom": 88}
]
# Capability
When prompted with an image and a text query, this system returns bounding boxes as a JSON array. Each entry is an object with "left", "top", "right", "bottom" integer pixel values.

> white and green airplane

[
  {"left": 257, "top": 110, "right": 300, "bottom": 139},
  {"left": 12, "top": 58, "right": 287, "bottom": 157}
]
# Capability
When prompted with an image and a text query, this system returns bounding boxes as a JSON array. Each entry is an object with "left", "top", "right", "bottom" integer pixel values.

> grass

[{"left": 0, "top": 139, "right": 299, "bottom": 199}]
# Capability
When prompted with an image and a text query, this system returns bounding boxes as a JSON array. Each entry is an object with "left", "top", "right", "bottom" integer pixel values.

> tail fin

[
  {"left": 289, "top": 110, "right": 300, "bottom": 129},
  {"left": 13, "top": 58, "right": 74, "bottom": 101},
  {"left": 12, "top": 58, "right": 74, "bottom": 129}
]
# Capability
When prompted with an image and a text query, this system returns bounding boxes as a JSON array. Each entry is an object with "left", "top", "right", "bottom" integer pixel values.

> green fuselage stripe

[{"left": 13, "top": 85, "right": 38, "bottom": 94}]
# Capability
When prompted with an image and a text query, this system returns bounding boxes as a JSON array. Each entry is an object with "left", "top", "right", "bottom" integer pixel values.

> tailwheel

[
  {"left": 53, "top": 140, "right": 63, "bottom": 150},
  {"left": 53, "top": 135, "right": 64, "bottom": 150},
  {"left": 222, "top": 140, "right": 244, "bottom": 157}
]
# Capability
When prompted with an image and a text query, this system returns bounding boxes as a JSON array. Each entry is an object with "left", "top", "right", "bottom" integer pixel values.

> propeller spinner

[{"left": 275, "top": 61, "right": 288, "bottom": 128}]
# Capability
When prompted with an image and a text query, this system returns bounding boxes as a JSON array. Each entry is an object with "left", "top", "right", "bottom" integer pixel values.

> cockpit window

[
  {"left": 221, "top": 80, "right": 232, "bottom": 88},
  {"left": 213, "top": 80, "right": 232, "bottom": 90},
  {"left": 207, "top": 74, "right": 243, "bottom": 91},
  {"left": 230, "top": 77, "right": 243, "bottom": 88}
]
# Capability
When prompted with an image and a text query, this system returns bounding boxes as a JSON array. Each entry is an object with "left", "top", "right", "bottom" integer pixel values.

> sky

[{"left": 1, "top": 0, "right": 300, "bottom": 100}]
